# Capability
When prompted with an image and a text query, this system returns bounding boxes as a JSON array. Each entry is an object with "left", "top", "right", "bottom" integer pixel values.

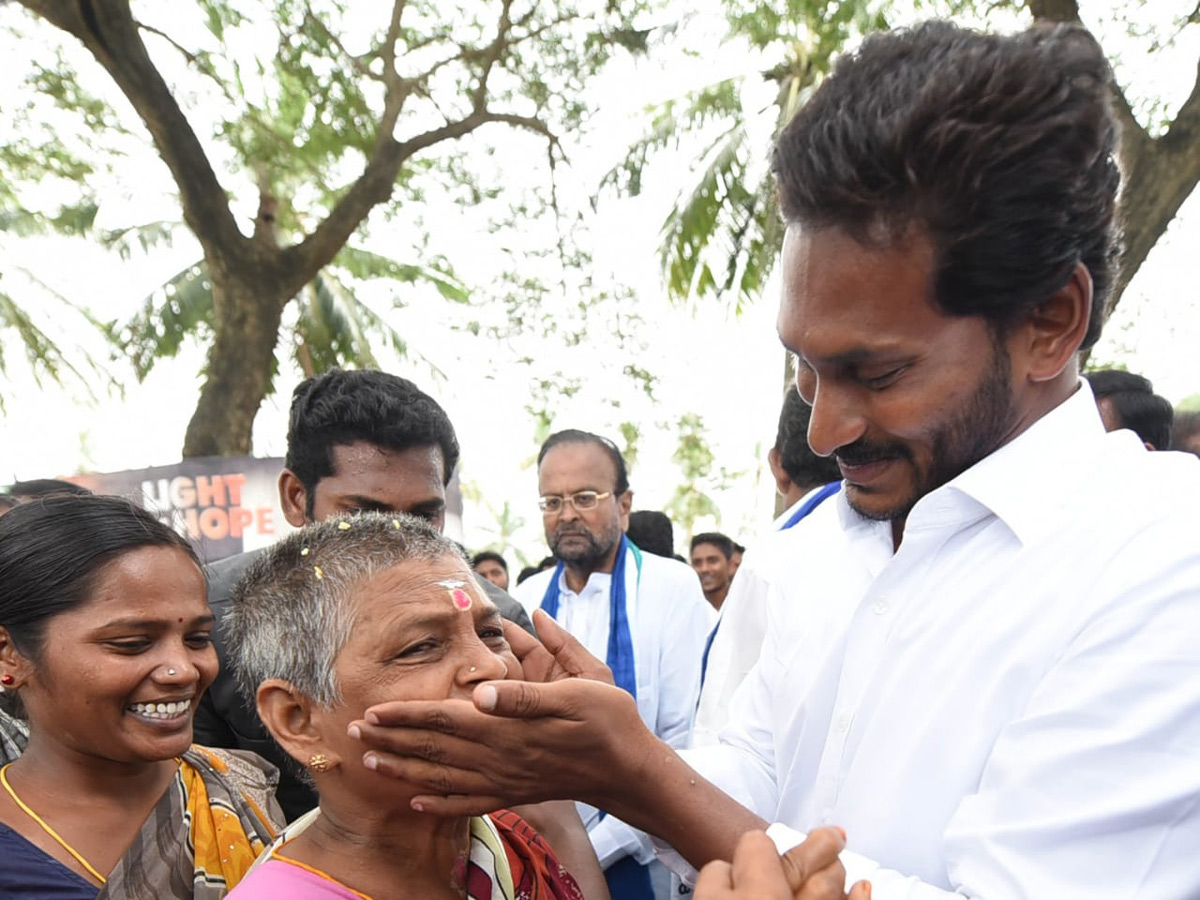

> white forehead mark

[{"left": 436, "top": 579, "right": 467, "bottom": 589}]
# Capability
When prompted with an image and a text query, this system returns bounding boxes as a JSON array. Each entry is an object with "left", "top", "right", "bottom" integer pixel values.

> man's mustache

[
  {"left": 835, "top": 439, "right": 911, "bottom": 468},
  {"left": 553, "top": 527, "right": 593, "bottom": 540}
]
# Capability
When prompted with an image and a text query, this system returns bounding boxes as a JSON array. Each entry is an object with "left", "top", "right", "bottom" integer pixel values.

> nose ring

[
  {"left": 167, "top": 668, "right": 177, "bottom": 676},
  {"left": 469, "top": 666, "right": 477, "bottom": 673}
]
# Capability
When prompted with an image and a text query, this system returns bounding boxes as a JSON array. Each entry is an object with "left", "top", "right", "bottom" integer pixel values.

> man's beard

[
  {"left": 839, "top": 337, "right": 1019, "bottom": 523},
  {"left": 549, "top": 523, "right": 620, "bottom": 570}
]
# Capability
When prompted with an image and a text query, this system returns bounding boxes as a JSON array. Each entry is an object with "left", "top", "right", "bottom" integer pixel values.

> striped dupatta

[{"left": 471, "top": 810, "right": 585, "bottom": 900}]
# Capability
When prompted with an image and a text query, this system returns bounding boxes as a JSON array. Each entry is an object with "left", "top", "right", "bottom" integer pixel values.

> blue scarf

[
  {"left": 780, "top": 481, "right": 842, "bottom": 530},
  {"left": 540, "top": 534, "right": 642, "bottom": 700}
]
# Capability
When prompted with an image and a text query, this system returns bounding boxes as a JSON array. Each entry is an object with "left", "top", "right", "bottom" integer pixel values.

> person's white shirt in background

[{"left": 692, "top": 483, "right": 837, "bottom": 747}]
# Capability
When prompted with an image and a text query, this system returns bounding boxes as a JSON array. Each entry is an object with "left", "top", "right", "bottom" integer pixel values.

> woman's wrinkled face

[
  {"left": 313, "top": 554, "right": 519, "bottom": 795},
  {"left": 15, "top": 545, "right": 216, "bottom": 765}
]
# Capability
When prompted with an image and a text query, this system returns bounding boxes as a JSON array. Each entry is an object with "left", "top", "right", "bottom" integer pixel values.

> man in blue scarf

[{"left": 512, "top": 429, "right": 715, "bottom": 900}]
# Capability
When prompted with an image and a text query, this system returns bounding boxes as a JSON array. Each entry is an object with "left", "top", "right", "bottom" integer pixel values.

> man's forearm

[{"left": 596, "top": 738, "right": 769, "bottom": 868}]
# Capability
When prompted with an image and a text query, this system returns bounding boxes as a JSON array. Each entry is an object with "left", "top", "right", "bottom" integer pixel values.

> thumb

[
  {"left": 473, "top": 679, "right": 573, "bottom": 719},
  {"left": 532, "top": 609, "right": 614, "bottom": 683},
  {"left": 532, "top": 608, "right": 580, "bottom": 656}
]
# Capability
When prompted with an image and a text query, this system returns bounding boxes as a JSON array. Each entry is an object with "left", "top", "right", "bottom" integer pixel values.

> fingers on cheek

[
  {"left": 412, "top": 795, "right": 508, "bottom": 817},
  {"left": 362, "top": 755, "right": 460, "bottom": 795}
]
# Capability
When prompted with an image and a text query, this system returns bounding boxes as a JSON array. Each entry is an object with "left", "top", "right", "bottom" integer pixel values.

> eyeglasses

[{"left": 538, "top": 491, "right": 612, "bottom": 514}]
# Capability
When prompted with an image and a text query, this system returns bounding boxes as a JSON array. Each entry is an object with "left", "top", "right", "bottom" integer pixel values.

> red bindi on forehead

[{"left": 451, "top": 588, "right": 472, "bottom": 611}]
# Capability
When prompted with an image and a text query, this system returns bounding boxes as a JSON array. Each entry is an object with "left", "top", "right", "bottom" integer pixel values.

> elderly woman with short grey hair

[{"left": 224, "top": 513, "right": 606, "bottom": 900}]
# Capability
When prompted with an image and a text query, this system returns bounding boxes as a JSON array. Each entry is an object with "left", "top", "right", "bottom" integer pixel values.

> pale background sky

[{"left": 1, "top": 2, "right": 1197, "bottom": 563}]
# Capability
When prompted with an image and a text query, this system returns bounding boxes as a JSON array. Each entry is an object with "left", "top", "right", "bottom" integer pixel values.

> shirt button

[
  {"left": 836, "top": 714, "right": 852, "bottom": 733},
  {"left": 872, "top": 597, "right": 888, "bottom": 615}
]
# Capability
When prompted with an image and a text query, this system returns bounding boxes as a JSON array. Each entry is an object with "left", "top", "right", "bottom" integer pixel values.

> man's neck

[
  {"left": 705, "top": 585, "right": 729, "bottom": 611},
  {"left": 563, "top": 541, "right": 622, "bottom": 594}
]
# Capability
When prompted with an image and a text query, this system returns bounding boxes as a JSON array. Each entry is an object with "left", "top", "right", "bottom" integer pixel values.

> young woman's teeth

[{"left": 129, "top": 699, "right": 191, "bottom": 718}]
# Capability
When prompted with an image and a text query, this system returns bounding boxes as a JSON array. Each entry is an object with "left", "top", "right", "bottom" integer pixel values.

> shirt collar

[{"left": 922, "top": 380, "right": 1112, "bottom": 545}]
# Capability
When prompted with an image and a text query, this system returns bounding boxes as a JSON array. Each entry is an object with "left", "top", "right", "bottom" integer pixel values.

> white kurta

[
  {"left": 693, "top": 483, "right": 836, "bottom": 746},
  {"left": 673, "top": 384, "right": 1200, "bottom": 899},
  {"left": 514, "top": 547, "right": 716, "bottom": 866}
]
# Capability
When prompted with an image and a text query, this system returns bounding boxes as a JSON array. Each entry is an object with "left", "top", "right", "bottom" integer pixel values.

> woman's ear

[
  {"left": 0, "top": 626, "right": 32, "bottom": 689},
  {"left": 256, "top": 678, "right": 341, "bottom": 774}
]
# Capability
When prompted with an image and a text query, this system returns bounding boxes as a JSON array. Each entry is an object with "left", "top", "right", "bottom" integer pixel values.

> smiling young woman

[{"left": 0, "top": 494, "right": 283, "bottom": 899}]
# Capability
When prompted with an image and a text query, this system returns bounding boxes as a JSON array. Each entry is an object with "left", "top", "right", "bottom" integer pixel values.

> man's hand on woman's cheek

[
  {"left": 346, "top": 678, "right": 652, "bottom": 816},
  {"left": 505, "top": 609, "right": 615, "bottom": 685}
]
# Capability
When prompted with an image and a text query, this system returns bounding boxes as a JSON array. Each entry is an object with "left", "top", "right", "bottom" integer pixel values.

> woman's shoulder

[
  {"left": 187, "top": 744, "right": 279, "bottom": 788},
  {"left": 185, "top": 744, "right": 286, "bottom": 831}
]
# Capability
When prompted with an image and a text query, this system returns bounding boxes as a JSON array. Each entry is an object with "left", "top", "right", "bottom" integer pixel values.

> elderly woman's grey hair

[{"left": 225, "top": 512, "right": 464, "bottom": 708}]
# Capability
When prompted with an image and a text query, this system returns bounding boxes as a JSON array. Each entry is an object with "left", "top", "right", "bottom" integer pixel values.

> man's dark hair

[
  {"left": 537, "top": 429, "right": 630, "bottom": 494},
  {"left": 775, "top": 388, "right": 842, "bottom": 489},
  {"left": 284, "top": 370, "right": 460, "bottom": 515},
  {"left": 691, "top": 532, "right": 734, "bottom": 561},
  {"left": 773, "top": 21, "right": 1120, "bottom": 350},
  {"left": 627, "top": 510, "right": 675, "bottom": 558},
  {"left": 471, "top": 550, "right": 508, "bottom": 573},
  {"left": 1085, "top": 369, "right": 1174, "bottom": 450},
  {"left": 1172, "top": 410, "right": 1200, "bottom": 456},
  {"left": 5, "top": 478, "right": 92, "bottom": 498}
]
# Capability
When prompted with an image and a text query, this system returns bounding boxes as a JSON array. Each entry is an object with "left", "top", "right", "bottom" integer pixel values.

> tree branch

[
  {"left": 21, "top": 0, "right": 245, "bottom": 262},
  {"left": 302, "top": 3, "right": 376, "bottom": 80},
  {"left": 281, "top": 108, "right": 557, "bottom": 291},
  {"left": 135, "top": 19, "right": 199, "bottom": 66},
  {"left": 1111, "top": 54, "right": 1200, "bottom": 305},
  {"left": 472, "top": 0, "right": 516, "bottom": 110},
  {"left": 382, "top": 0, "right": 406, "bottom": 80},
  {"left": 1162, "top": 55, "right": 1200, "bottom": 151}
]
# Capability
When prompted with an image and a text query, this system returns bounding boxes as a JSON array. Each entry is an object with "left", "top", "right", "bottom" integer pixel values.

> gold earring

[{"left": 308, "top": 753, "right": 331, "bottom": 773}]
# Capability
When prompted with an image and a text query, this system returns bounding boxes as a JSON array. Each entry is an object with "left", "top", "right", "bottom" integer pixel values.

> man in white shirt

[
  {"left": 349, "top": 21, "right": 1200, "bottom": 899},
  {"left": 689, "top": 532, "right": 737, "bottom": 611},
  {"left": 693, "top": 388, "right": 841, "bottom": 745},
  {"left": 511, "top": 429, "right": 716, "bottom": 898}
]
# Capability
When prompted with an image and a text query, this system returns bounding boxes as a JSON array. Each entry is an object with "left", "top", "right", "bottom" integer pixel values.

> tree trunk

[
  {"left": 1027, "top": 0, "right": 1200, "bottom": 318},
  {"left": 181, "top": 262, "right": 288, "bottom": 457},
  {"left": 1112, "top": 110, "right": 1200, "bottom": 311}
]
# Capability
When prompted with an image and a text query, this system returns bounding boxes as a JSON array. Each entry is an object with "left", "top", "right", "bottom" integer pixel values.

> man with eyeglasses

[{"left": 512, "top": 428, "right": 716, "bottom": 900}]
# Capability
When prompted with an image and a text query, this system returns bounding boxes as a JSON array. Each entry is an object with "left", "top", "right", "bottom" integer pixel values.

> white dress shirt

[
  {"left": 672, "top": 384, "right": 1200, "bottom": 899},
  {"left": 693, "top": 483, "right": 837, "bottom": 746},
  {"left": 515, "top": 547, "right": 717, "bottom": 866}
]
